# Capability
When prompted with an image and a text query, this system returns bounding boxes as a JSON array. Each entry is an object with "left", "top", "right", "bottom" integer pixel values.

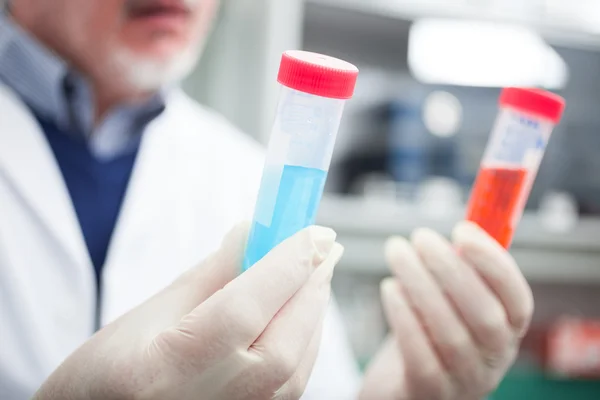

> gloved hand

[
  {"left": 360, "top": 221, "right": 534, "bottom": 400},
  {"left": 34, "top": 223, "right": 343, "bottom": 400}
]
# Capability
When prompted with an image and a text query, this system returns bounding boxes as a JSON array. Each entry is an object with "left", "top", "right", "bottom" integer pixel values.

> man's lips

[
  {"left": 126, "top": 0, "right": 193, "bottom": 34},
  {"left": 127, "top": 0, "right": 191, "bottom": 19}
]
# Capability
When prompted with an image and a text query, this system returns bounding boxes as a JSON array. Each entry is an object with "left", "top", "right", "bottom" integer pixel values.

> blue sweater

[{"left": 36, "top": 116, "right": 139, "bottom": 288}]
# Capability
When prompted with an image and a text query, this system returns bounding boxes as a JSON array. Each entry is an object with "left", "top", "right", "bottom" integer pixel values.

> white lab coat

[{"left": 0, "top": 82, "right": 361, "bottom": 399}]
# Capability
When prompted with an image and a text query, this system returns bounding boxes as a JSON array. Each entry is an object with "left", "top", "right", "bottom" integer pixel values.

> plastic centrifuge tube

[
  {"left": 466, "top": 88, "right": 566, "bottom": 249},
  {"left": 242, "top": 51, "right": 359, "bottom": 271}
]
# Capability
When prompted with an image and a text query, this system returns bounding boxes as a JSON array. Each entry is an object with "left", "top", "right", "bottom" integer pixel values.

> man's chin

[{"left": 112, "top": 45, "right": 202, "bottom": 92}]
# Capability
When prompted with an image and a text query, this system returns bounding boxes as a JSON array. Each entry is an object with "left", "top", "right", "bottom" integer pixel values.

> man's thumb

[{"left": 99, "top": 223, "right": 250, "bottom": 342}]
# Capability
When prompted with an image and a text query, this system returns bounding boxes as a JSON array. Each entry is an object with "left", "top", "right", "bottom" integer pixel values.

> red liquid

[{"left": 466, "top": 167, "right": 529, "bottom": 249}]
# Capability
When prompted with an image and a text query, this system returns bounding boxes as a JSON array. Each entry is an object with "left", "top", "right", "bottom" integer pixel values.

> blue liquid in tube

[{"left": 243, "top": 165, "right": 327, "bottom": 271}]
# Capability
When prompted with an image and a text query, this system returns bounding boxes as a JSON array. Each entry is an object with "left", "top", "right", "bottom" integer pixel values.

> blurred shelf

[
  {"left": 307, "top": 0, "right": 600, "bottom": 51},
  {"left": 317, "top": 195, "right": 600, "bottom": 284}
]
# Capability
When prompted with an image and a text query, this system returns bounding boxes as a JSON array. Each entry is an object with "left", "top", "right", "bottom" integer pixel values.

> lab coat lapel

[
  {"left": 101, "top": 104, "right": 184, "bottom": 322},
  {"left": 101, "top": 96, "right": 217, "bottom": 323},
  {"left": 0, "top": 85, "right": 92, "bottom": 272},
  {"left": 105, "top": 114, "right": 176, "bottom": 261}
]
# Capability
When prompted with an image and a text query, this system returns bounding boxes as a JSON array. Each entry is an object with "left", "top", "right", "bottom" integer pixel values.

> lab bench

[{"left": 317, "top": 195, "right": 600, "bottom": 284}]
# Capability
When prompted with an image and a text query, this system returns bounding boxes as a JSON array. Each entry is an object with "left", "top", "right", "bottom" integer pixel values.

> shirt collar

[
  {"left": 0, "top": 10, "right": 168, "bottom": 140},
  {"left": 0, "top": 11, "right": 71, "bottom": 126}
]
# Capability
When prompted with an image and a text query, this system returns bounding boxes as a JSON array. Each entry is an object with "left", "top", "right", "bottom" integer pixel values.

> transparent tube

[
  {"left": 466, "top": 107, "right": 557, "bottom": 249},
  {"left": 242, "top": 86, "right": 346, "bottom": 271}
]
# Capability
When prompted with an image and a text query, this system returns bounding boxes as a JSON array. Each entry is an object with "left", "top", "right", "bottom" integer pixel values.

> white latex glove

[
  {"left": 360, "top": 221, "right": 534, "bottom": 400},
  {"left": 34, "top": 223, "right": 344, "bottom": 400}
]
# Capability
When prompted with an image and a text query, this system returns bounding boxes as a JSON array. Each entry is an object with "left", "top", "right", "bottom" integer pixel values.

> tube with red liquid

[{"left": 466, "top": 88, "right": 566, "bottom": 249}]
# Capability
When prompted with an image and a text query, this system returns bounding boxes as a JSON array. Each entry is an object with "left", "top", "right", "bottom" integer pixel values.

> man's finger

[
  {"left": 452, "top": 221, "right": 534, "bottom": 336},
  {"left": 380, "top": 278, "right": 453, "bottom": 400},
  {"left": 412, "top": 228, "right": 513, "bottom": 357},
  {"left": 360, "top": 337, "right": 405, "bottom": 400},
  {"left": 185, "top": 226, "right": 337, "bottom": 349},
  {"left": 121, "top": 222, "right": 250, "bottom": 333},
  {"left": 218, "top": 248, "right": 340, "bottom": 400},
  {"left": 385, "top": 236, "right": 481, "bottom": 385},
  {"left": 272, "top": 309, "right": 327, "bottom": 400},
  {"left": 250, "top": 243, "right": 343, "bottom": 393}
]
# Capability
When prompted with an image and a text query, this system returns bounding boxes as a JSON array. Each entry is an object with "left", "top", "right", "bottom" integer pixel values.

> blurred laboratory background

[{"left": 184, "top": 0, "right": 600, "bottom": 398}]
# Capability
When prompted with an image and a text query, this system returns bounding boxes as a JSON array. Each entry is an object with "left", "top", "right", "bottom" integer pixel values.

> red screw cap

[
  {"left": 277, "top": 50, "right": 359, "bottom": 100},
  {"left": 500, "top": 87, "right": 566, "bottom": 124}
]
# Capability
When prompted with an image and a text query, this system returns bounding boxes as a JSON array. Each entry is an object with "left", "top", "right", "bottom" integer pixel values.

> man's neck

[{"left": 91, "top": 77, "right": 154, "bottom": 124}]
